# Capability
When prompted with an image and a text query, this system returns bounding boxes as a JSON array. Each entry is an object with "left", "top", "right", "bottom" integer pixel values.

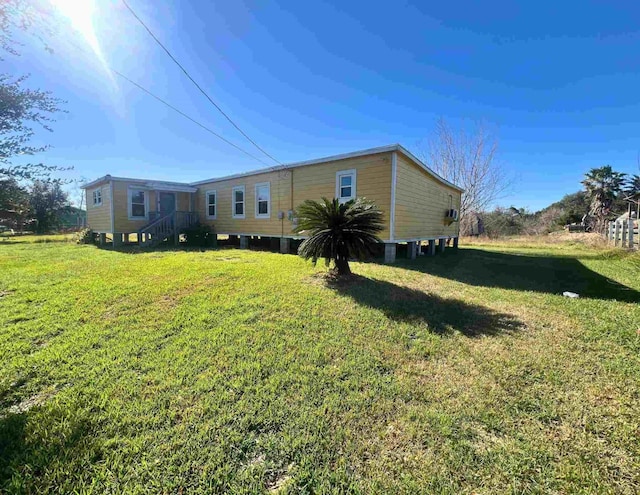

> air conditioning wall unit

[{"left": 445, "top": 209, "right": 459, "bottom": 221}]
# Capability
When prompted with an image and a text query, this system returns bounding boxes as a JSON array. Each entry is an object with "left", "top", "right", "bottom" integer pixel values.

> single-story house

[{"left": 81, "top": 144, "right": 463, "bottom": 262}]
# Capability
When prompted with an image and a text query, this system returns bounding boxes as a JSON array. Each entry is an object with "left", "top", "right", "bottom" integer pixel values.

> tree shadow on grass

[
  {"left": 0, "top": 404, "right": 97, "bottom": 490},
  {"left": 325, "top": 274, "right": 524, "bottom": 337},
  {"left": 395, "top": 248, "right": 640, "bottom": 303}
]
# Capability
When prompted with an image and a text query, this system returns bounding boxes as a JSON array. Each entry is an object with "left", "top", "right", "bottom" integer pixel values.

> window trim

[
  {"left": 254, "top": 182, "right": 271, "bottom": 219},
  {"left": 205, "top": 190, "right": 217, "bottom": 220},
  {"left": 92, "top": 188, "right": 102, "bottom": 207},
  {"left": 128, "top": 187, "right": 149, "bottom": 221},
  {"left": 336, "top": 169, "right": 357, "bottom": 203},
  {"left": 232, "top": 185, "right": 246, "bottom": 219}
]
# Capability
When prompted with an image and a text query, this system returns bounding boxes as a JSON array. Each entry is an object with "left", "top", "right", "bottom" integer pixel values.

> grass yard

[{"left": 1, "top": 238, "right": 639, "bottom": 494}]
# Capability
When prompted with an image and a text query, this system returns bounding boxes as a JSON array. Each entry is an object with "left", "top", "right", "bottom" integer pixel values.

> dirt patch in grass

[
  {"left": 267, "top": 464, "right": 293, "bottom": 493},
  {"left": 6, "top": 385, "right": 62, "bottom": 415}
]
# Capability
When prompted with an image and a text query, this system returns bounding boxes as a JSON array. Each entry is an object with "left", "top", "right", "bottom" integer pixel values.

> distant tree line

[
  {"left": 470, "top": 166, "right": 639, "bottom": 238},
  {"left": 422, "top": 118, "right": 639, "bottom": 238}
]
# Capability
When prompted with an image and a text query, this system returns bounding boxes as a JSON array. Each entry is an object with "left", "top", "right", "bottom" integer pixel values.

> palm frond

[{"left": 294, "top": 197, "right": 384, "bottom": 275}]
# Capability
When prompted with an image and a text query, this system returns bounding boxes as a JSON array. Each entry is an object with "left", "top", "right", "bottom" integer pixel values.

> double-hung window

[
  {"left": 336, "top": 169, "right": 356, "bottom": 203},
  {"left": 255, "top": 182, "right": 270, "bottom": 218},
  {"left": 232, "top": 185, "right": 245, "bottom": 218},
  {"left": 128, "top": 188, "right": 147, "bottom": 220},
  {"left": 92, "top": 188, "right": 102, "bottom": 206},
  {"left": 206, "top": 190, "right": 217, "bottom": 219}
]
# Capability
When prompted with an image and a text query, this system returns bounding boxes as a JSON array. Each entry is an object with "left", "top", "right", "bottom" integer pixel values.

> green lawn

[{"left": 1, "top": 239, "right": 639, "bottom": 494}]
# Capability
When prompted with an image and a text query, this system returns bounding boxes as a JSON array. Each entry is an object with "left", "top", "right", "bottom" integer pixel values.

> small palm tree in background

[
  {"left": 626, "top": 174, "right": 640, "bottom": 198},
  {"left": 293, "top": 197, "right": 384, "bottom": 276},
  {"left": 581, "top": 166, "right": 626, "bottom": 233}
]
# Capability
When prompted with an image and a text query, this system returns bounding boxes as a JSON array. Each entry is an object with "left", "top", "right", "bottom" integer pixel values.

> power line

[
  {"left": 121, "top": 0, "right": 281, "bottom": 165},
  {"left": 112, "top": 70, "right": 272, "bottom": 166},
  {"left": 61, "top": 37, "right": 271, "bottom": 166}
]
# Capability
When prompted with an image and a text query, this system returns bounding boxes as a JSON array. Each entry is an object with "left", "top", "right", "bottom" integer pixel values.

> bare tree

[{"left": 419, "top": 118, "right": 513, "bottom": 225}]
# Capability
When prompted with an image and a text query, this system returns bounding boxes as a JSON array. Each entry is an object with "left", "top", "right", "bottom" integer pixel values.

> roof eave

[{"left": 189, "top": 144, "right": 464, "bottom": 192}]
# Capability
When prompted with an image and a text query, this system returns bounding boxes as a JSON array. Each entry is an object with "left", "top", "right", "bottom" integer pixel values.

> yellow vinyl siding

[
  {"left": 196, "top": 152, "right": 393, "bottom": 239},
  {"left": 292, "top": 152, "right": 392, "bottom": 239},
  {"left": 112, "top": 181, "right": 191, "bottom": 233},
  {"left": 112, "top": 181, "right": 151, "bottom": 233},
  {"left": 176, "top": 192, "right": 191, "bottom": 212},
  {"left": 196, "top": 170, "right": 292, "bottom": 236},
  {"left": 394, "top": 152, "right": 461, "bottom": 240},
  {"left": 85, "top": 182, "right": 111, "bottom": 232},
  {"left": 83, "top": 147, "right": 462, "bottom": 241}
]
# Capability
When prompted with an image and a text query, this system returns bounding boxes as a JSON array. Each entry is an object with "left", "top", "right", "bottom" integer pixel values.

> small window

[
  {"left": 255, "top": 182, "right": 270, "bottom": 218},
  {"left": 232, "top": 185, "right": 245, "bottom": 218},
  {"left": 336, "top": 169, "right": 356, "bottom": 203},
  {"left": 92, "top": 188, "right": 102, "bottom": 206},
  {"left": 129, "top": 189, "right": 147, "bottom": 219},
  {"left": 206, "top": 190, "right": 217, "bottom": 219}
]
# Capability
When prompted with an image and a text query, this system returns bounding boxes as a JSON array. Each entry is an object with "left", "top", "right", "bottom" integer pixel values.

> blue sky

[{"left": 8, "top": 0, "right": 640, "bottom": 210}]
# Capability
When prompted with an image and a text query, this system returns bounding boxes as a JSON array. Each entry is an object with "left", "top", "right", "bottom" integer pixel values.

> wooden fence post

[
  {"left": 628, "top": 218, "right": 635, "bottom": 250},
  {"left": 621, "top": 220, "right": 628, "bottom": 248},
  {"left": 613, "top": 221, "right": 620, "bottom": 246}
]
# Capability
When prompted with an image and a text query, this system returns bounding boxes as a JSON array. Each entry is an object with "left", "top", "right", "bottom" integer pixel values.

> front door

[{"left": 158, "top": 192, "right": 176, "bottom": 215}]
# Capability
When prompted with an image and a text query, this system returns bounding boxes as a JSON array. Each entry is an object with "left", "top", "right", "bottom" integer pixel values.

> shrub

[
  {"left": 74, "top": 228, "right": 95, "bottom": 244},
  {"left": 182, "top": 224, "right": 216, "bottom": 248}
]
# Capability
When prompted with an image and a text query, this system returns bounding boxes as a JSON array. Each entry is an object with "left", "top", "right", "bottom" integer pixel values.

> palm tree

[
  {"left": 626, "top": 174, "right": 640, "bottom": 197},
  {"left": 625, "top": 174, "right": 640, "bottom": 219},
  {"left": 293, "top": 197, "right": 384, "bottom": 276},
  {"left": 581, "top": 166, "right": 626, "bottom": 233}
]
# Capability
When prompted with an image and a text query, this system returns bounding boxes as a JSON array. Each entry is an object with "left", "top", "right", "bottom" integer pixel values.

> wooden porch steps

[{"left": 138, "top": 211, "right": 199, "bottom": 248}]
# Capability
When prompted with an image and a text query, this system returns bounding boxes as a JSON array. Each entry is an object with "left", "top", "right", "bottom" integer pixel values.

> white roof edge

[
  {"left": 81, "top": 175, "right": 195, "bottom": 190},
  {"left": 189, "top": 144, "right": 464, "bottom": 192},
  {"left": 188, "top": 144, "right": 398, "bottom": 186},
  {"left": 81, "top": 144, "right": 464, "bottom": 193},
  {"left": 80, "top": 175, "right": 111, "bottom": 189},
  {"left": 394, "top": 144, "right": 464, "bottom": 192}
]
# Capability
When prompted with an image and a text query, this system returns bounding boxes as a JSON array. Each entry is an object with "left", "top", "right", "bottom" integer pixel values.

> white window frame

[
  {"left": 205, "top": 190, "right": 217, "bottom": 220},
  {"left": 92, "top": 188, "right": 102, "bottom": 207},
  {"left": 254, "top": 182, "right": 271, "bottom": 219},
  {"left": 232, "top": 185, "right": 245, "bottom": 219},
  {"left": 336, "top": 169, "right": 357, "bottom": 203},
  {"left": 128, "top": 188, "right": 149, "bottom": 220}
]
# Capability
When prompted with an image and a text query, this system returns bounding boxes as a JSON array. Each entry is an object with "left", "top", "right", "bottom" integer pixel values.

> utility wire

[
  {"left": 60, "top": 36, "right": 272, "bottom": 166},
  {"left": 121, "top": 0, "right": 282, "bottom": 165},
  {"left": 112, "top": 70, "right": 271, "bottom": 166}
]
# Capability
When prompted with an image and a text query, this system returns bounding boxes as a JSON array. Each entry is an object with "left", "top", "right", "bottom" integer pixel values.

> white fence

[{"left": 607, "top": 219, "right": 639, "bottom": 250}]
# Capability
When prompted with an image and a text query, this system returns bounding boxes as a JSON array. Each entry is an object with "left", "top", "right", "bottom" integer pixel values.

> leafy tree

[
  {"left": 0, "top": 74, "right": 66, "bottom": 181},
  {"left": 0, "top": 176, "right": 29, "bottom": 229},
  {"left": 536, "top": 191, "right": 590, "bottom": 227},
  {"left": 581, "top": 166, "right": 626, "bottom": 233},
  {"left": 29, "top": 180, "right": 69, "bottom": 233},
  {"left": 294, "top": 197, "right": 384, "bottom": 276},
  {"left": 0, "top": 2, "right": 68, "bottom": 225},
  {"left": 483, "top": 206, "right": 529, "bottom": 238}
]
